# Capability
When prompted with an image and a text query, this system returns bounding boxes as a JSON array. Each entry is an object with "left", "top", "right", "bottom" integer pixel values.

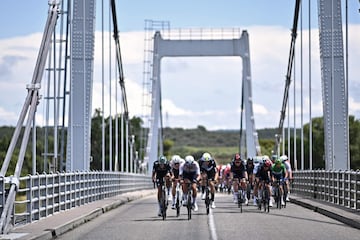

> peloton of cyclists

[
  {"left": 179, "top": 155, "right": 201, "bottom": 211},
  {"left": 169, "top": 155, "right": 185, "bottom": 209},
  {"left": 152, "top": 155, "right": 172, "bottom": 216},
  {"left": 229, "top": 153, "right": 248, "bottom": 205},
  {"left": 198, "top": 152, "right": 219, "bottom": 209},
  {"left": 253, "top": 156, "right": 273, "bottom": 207},
  {"left": 271, "top": 158, "right": 288, "bottom": 206}
]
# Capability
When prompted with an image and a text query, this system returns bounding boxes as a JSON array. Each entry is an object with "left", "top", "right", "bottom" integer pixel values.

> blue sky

[{"left": 0, "top": 1, "right": 360, "bottom": 130}]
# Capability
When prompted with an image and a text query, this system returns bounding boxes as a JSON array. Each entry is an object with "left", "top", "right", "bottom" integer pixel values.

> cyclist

[
  {"left": 271, "top": 159, "right": 288, "bottom": 206},
  {"left": 245, "top": 157, "right": 255, "bottom": 199},
  {"left": 229, "top": 153, "right": 248, "bottom": 204},
  {"left": 179, "top": 155, "right": 201, "bottom": 211},
  {"left": 222, "top": 163, "right": 232, "bottom": 194},
  {"left": 253, "top": 157, "right": 273, "bottom": 207},
  {"left": 152, "top": 155, "right": 172, "bottom": 216},
  {"left": 169, "top": 155, "right": 185, "bottom": 209},
  {"left": 198, "top": 152, "right": 218, "bottom": 209},
  {"left": 280, "top": 155, "right": 293, "bottom": 201}
]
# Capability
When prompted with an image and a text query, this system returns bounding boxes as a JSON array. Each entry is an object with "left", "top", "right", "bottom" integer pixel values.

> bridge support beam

[
  {"left": 66, "top": 0, "right": 96, "bottom": 171},
  {"left": 318, "top": 0, "right": 349, "bottom": 170}
]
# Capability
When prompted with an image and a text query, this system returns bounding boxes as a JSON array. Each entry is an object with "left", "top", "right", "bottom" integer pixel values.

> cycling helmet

[
  {"left": 247, "top": 158, "right": 253, "bottom": 163},
  {"left": 275, "top": 159, "right": 282, "bottom": 165},
  {"left": 264, "top": 159, "right": 272, "bottom": 167},
  {"left": 185, "top": 155, "right": 195, "bottom": 164},
  {"left": 159, "top": 155, "right": 167, "bottom": 164},
  {"left": 202, "top": 152, "right": 212, "bottom": 161},
  {"left": 171, "top": 155, "right": 181, "bottom": 164},
  {"left": 280, "top": 155, "right": 288, "bottom": 162}
]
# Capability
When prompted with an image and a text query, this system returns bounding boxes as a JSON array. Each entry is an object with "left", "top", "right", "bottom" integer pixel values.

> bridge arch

[{"left": 145, "top": 30, "right": 260, "bottom": 171}]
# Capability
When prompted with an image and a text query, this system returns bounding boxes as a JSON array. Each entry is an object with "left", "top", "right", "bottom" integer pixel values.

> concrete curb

[{"left": 290, "top": 198, "right": 360, "bottom": 230}]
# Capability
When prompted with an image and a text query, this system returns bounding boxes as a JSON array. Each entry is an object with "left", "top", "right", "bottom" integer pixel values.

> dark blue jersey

[{"left": 152, "top": 160, "right": 171, "bottom": 179}]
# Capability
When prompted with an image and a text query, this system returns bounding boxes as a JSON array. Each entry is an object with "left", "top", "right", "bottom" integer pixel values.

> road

[{"left": 57, "top": 193, "right": 359, "bottom": 240}]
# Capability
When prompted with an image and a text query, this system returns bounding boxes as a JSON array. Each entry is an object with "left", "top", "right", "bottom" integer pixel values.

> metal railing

[
  {"left": 292, "top": 169, "right": 360, "bottom": 211},
  {"left": 0, "top": 171, "right": 152, "bottom": 228}
]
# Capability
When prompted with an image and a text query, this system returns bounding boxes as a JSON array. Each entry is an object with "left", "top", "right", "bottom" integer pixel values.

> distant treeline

[{"left": 1, "top": 115, "right": 359, "bottom": 176}]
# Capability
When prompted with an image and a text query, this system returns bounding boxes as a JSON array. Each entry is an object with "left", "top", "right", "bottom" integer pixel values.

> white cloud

[{"left": 1, "top": 25, "right": 360, "bottom": 130}]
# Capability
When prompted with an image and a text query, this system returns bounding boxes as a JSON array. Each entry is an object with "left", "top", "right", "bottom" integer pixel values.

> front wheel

[
  {"left": 187, "top": 194, "right": 192, "bottom": 220},
  {"left": 205, "top": 188, "right": 210, "bottom": 215}
]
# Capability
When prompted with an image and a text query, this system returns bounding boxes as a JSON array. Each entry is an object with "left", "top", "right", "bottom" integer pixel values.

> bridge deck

[{"left": 4, "top": 190, "right": 360, "bottom": 240}]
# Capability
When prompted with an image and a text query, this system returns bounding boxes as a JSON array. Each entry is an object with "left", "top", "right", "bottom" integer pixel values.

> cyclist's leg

[
  {"left": 265, "top": 182, "right": 273, "bottom": 207},
  {"left": 240, "top": 177, "right": 248, "bottom": 204},
  {"left": 200, "top": 172, "right": 207, "bottom": 199},
  {"left": 232, "top": 177, "right": 239, "bottom": 203},
  {"left": 253, "top": 177, "right": 260, "bottom": 205}
]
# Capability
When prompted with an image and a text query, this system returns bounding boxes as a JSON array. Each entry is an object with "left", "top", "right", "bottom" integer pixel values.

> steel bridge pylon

[{"left": 144, "top": 29, "right": 261, "bottom": 172}]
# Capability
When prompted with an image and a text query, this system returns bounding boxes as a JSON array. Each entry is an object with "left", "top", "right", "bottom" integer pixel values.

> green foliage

[{"left": 1, "top": 114, "right": 359, "bottom": 176}]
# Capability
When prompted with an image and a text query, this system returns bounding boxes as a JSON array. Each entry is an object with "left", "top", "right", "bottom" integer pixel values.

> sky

[{"left": 0, "top": 0, "right": 360, "bottom": 131}]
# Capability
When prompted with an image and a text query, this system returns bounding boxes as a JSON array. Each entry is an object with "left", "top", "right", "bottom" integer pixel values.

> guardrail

[
  {"left": 292, "top": 169, "right": 360, "bottom": 211},
  {"left": 0, "top": 171, "right": 152, "bottom": 227}
]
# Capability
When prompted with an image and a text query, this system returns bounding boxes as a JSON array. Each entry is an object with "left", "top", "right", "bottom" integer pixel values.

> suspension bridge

[{"left": 0, "top": 0, "right": 359, "bottom": 238}]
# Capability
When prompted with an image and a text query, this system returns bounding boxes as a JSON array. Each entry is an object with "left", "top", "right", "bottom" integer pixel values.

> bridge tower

[
  {"left": 144, "top": 29, "right": 260, "bottom": 172},
  {"left": 66, "top": 0, "right": 96, "bottom": 171},
  {"left": 318, "top": 0, "right": 349, "bottom": 170}
]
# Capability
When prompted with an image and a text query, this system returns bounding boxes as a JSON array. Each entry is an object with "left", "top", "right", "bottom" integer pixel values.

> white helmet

[
  {"left": 185, "top": 155, "right": 195, "bottom": 164},
  {"left": 171, "top": 155, "right": 181, "bottom": 164},
  {"left": 280, "top": 155, "right": 288, "bottom": 162}
]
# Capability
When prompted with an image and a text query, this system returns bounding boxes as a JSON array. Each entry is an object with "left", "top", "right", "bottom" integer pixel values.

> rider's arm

[{"left": 284, "top": 166, "right": 289, "bottom": 179}]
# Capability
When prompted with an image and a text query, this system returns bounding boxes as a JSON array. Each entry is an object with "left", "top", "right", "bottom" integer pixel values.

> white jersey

[
  {"left": 179, "top": 161, "right": 200, "bottom": 175},
  {"left": 170, "top": 158, "right": 185, "bottom": 169},
  {"left": 283, "top": 161, "right": 291, "bottom": 172}
]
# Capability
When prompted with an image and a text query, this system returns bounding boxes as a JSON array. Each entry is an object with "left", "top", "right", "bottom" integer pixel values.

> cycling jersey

[
  {"left": 246, "top": 162, "right": 254, "bottom": 175},
  {"left": 230, "top": 160, "right": 247, "bottom": 179},
  {"left": 180, "top": 161, "right": 200, "bottom": 183},
  {"left": 271, "top": 163, "right": 287, "bottom": 180},
  {"left": 255, "top": 163, "right": 271, "bottom": 183},
  {"left": 170, "top": 158, "right": 184, "bottom": 179},
  {"left": 198, "top": 158, "right": 217, "bottom": 179},
  {"left": 152, "top": 160, "right": 171, "bottom": 181}
]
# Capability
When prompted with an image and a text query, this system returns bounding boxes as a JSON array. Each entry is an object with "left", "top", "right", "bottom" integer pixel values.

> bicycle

[
  {"left": 157, "top": 178, "right": 169, "bottom": 220},
  {"left": 182, "top": 181, "right": 193, "bottom": 220},
  {"left": 204, "top": 179, "right": 211, "bottom": 215},
  {"left": 273, "top": 179, "right": 283, "bottom": 209},
  {"left": 233, "top": 178, "right": 245, "bottom": 213},
  {"left": 257, "top": 180, "right": 270, "bottom": 213}
]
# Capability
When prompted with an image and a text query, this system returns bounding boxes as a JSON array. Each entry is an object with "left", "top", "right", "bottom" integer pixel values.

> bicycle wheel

[
  {"left": 257, "top": 189, "right": 262, "bottom": 211},
  {"left": 176, "top": 191, "right": 180, "bottom": 217},
  {"left": 263, "top": 188, "right": 270, "bottom": 213},
  {"left": 246, "top": 183, "right": 251, "bottom": 201},
  {"left": 187, "top": 192, "right": 192, "bottom": 220},
  {"left": 161, "top": 188, "right": 167, "bottom": 220},
  {"left": 283, "top": 181, "right": 288, "bottom": 207},
  {"left": 238, "top": 190, "right": 243, "bottom": 213},
  {"left": 277, "top": 186, "right": 282, "bottom": 209},
  {"left": 205, "top": 187, "right": 210, "bottom": 215}
]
